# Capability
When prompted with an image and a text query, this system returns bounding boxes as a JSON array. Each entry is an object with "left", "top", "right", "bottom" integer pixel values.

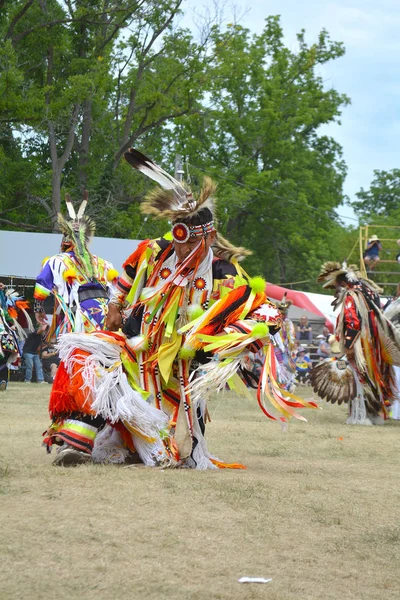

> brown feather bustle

[{"left": 309, "top": 359, "right": 356, "bottom": 405}]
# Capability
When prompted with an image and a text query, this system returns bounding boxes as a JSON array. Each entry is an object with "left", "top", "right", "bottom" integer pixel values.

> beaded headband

[{"left": 172, "top": 221, "right": 215, "bottom": 243}]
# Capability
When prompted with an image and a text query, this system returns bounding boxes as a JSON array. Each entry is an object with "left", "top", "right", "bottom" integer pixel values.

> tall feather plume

[
  {"left": 124, "top": 148, "right": 187, "bottom": 196},
  {"left": 77, "top": 189, "right": 88, "bottom": 219},
  {"left": 65, "top": 193, "right": 76, "bottom": 219}
]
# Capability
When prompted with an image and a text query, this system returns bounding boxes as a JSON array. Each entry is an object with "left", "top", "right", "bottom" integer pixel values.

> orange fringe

[
  {"left": 210, "top": 458, "right": 247, "bottom": 470},
  {"left": 49, "top": 350, "right": 95, "bottom": 418},
  {"left": 68, "top": 350, "right": 95, "bottom": 414},
  {"left": 49, "top": 361, "right": 76, "bottom": 417},
  {"left": 122, "top": 239, "right": 150, "bottom": 270}
]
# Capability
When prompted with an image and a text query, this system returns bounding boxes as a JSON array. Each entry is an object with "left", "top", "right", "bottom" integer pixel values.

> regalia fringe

[{"left": 57, "top": 333, "right": 169, "bottom": 440}]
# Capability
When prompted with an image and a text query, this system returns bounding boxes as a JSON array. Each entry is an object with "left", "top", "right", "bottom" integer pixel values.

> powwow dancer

[
  {"left": 0, "top": 284, "right": 32, "bottom": 390},
  {"left": 309, "top": 262, "right": 400, "bottom": 425},
  {"left": 383, "top": 292, "right": 400, "bottom": 419},
  {"left": 46, "top": 149, "right": 317, "bottom": 468},
  {"left": 34, "top": 191, "right": 118, "bottom": 335},
  {"left": 272, "top": 295, "right": 297, "bottom": 391}
]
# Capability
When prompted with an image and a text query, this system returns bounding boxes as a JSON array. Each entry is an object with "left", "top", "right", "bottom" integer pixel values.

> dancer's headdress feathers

[
  {"left": 124, "top": 148, "right": 252, "bottom": 262},
  {"left": 276, "top": 292, "right": 293, "bottom": 313},
  {"left": 317, "top": 261, "right": 358, "bottom": 289},
  {"left": 317, "top": 261, "right": 382, "bottom": 292},
  {"left": 124, "top": 148, "right": 215, "bottom": 221},
  {"left": 57, "top": 190, "right": 96, "bottom": 279}
]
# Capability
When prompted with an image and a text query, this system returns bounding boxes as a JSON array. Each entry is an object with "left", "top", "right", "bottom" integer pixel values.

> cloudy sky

[{"left": 184, "top": 0, "right": 400, "bottom": 224}]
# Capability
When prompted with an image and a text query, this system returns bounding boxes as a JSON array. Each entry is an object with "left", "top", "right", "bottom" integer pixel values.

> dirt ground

[{"left": 1, "top": 382, "right": 399, "bottom": 600}]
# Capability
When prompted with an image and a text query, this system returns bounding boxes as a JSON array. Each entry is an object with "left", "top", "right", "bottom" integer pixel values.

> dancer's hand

[{"left": 106, "top": 303, "right": 122, "bottom": 331}]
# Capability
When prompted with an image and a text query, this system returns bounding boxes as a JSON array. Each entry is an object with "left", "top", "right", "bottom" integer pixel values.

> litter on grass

[{"left": 238, "top": 577, "right": 272, "bottom": 584}]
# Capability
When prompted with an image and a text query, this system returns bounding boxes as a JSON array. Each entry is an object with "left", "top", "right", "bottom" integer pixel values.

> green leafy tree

[
  {"left": 0, "top": 0, "right": 210, "bottom": 232},
  {"left": 167, "top": 18, "right": 351, "bottom": 289},
  {"left": 353, "top": 170, "right": 400, "bottom": 294},
  {"left": 353, "top": 169, "right": 400, "bottom": 220}
]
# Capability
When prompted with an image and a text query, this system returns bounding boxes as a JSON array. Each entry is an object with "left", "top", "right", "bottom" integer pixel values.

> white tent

[
  {"left": 303, "top": 292, "right": 340, "bottom": 327},
  {"left": 0, "top": 230, "right": 140, "bottom": 283}
]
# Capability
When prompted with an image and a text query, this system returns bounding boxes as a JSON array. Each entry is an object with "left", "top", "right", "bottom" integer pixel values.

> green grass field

[{"left": 1, "top": 382, "right": 400, "bottom": 600}]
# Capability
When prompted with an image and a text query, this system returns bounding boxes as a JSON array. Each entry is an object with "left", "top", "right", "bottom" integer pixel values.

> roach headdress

[
  {"left": 317, "top": 261, "right": 382, "bottom": 294},
  {"left": 124, "top": 148, "right": 251, "bottom": 262},
  {"left": 57, "top": 190, "right": 96, "bottom": 280}
]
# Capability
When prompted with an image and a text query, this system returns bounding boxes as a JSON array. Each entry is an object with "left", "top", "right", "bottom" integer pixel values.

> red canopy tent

[{"left": 266, "top": 283, "right": 334, "bottom": 333}]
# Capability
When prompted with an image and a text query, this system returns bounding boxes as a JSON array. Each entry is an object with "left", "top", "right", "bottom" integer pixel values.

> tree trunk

[
  {"left": 77, "top": 98, "right": 92, "bottom": 193},
  {"left": 50, "top": 167, "right": 62, "bottom": 231}
]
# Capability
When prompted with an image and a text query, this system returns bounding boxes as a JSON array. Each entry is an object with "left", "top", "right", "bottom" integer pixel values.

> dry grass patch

[{"left": 1, "top": 382, "right": 400, "bottom": 600}]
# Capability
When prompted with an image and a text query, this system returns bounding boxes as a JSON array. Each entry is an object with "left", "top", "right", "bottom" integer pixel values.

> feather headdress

[
  {"left": 57, "top": 190, "right": 96, "bottom": 280},
  {"left": 275, "top": 292, "right": 293, "bottom": 313},
  {"left": 317, "top": 261, "right": 359, "bottom": 289},
  {"left": 317, "top": 261, "right": 381, "bottom": 293},
  {"left": 125, "top": 148, "right": 252, "bottom": 262},
  {"left": 124, "top": 148, "right": 215, "bottom": 221}
]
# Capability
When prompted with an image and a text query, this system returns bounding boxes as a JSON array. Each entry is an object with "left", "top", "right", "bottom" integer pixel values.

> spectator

[
  {"left": 316, "top": 326, "right": 331, "bottom": 359},
  {"left": 296, "top": 316, "right": 313, "bottom": 343},
  {"left": 41, "top": 340, "right": 60, "bottom": 381},
  {"left": 363, "top": 235, "right": 382, "bottom": 270},
  {"left": 23, "top": 324, "right": 47, "bottom": 384},
  {"left": 295, "top": 349, "right": 312, "bottom": 384}
]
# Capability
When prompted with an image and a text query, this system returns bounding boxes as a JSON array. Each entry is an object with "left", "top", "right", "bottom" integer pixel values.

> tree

[
  {"left": 353, "top": 169, "right": 400, "bottom": 220},
  {"left": 0, "top": 0, "right": 210, "bottom": 231},
  {"left": 0, "top": 8, "right": 354, "bottom": 292},
  {"left": 168, "top": 18, "right": 350, "bottom": 289}
]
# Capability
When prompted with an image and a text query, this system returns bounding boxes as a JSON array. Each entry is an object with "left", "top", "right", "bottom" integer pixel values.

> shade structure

[{"left": 266, "top": 283, "right": 335, "bottom": 333}]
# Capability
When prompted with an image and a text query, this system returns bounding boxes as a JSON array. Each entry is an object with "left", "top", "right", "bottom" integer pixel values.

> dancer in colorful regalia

[
  {"left": 0, "top": 284, "right": 33, "bottom": 390},
  {"left": 309, "top": 262, "right": 400, "bottom": 425},
  {"left": 383, "top": 286, "right": 400, "bottom": 419},
  {"left": 34, "top": 191, "right": 118, "bottom": 335},
  {"left": 46, "top": 149, "right": 317, "bottom": 468},
  {"left": 272, "top": 295, "right": 297, "bottom": 391}
]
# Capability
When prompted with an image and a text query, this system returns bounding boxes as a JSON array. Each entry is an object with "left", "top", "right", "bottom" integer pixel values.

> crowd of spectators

[{"left": 293, "top": 322, "right": 333, "bottom": 384}]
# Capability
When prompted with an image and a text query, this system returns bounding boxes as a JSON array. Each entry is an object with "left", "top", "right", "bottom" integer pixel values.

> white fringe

[
  {"left": 58, "top": 333, "right": 168, "bottom": 440},
  {"left": 185, "top": 398, "right": 218, "bottom": 470},
  {"left": 346, "top": 370, "right": 372, "bottom": 426},
  {"left": 92, "top": 425, "right": 129, "bottom": 464},
  {"left": 187, "top": 356, "right": 243, "bottom": 404}
]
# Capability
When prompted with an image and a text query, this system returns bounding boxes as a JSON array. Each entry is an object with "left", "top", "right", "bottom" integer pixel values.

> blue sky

[{"left": 183, "top": 0, "right": 400, "bottom": 225}]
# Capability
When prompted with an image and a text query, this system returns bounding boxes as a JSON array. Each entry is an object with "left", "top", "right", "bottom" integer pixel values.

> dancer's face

[{"left": 173, "top": 230, "right": 216, "bottom": 266}]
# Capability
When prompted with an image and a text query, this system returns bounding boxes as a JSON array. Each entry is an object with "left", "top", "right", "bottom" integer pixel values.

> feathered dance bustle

[{"left": 309, "top": 358, "right": 355, "bottom": 405}]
